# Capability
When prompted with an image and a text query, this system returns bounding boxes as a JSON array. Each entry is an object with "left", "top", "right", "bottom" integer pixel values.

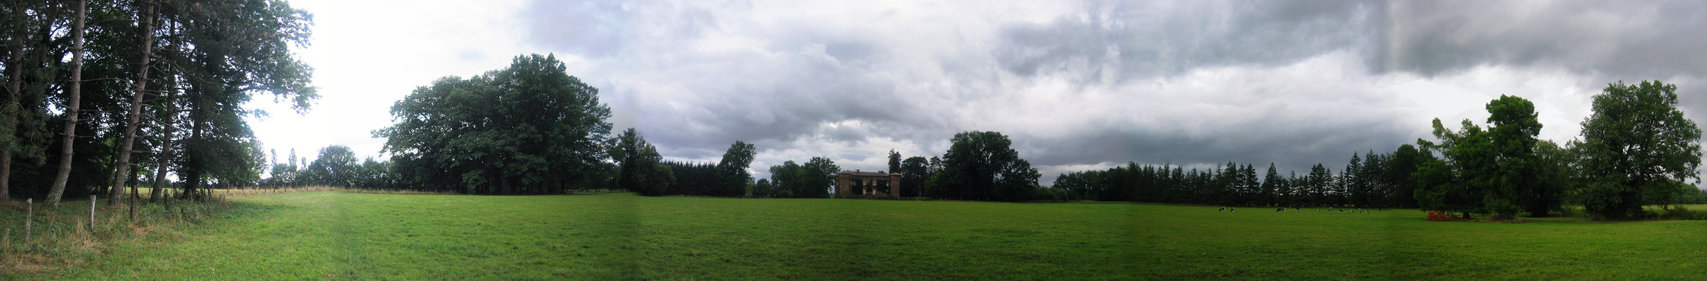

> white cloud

[{"left": 253, "top": 0, "right": 530, "bottom": 163}]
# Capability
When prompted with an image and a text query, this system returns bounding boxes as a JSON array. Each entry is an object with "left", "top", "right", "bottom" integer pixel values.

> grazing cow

[{"left": 1276, "top": 208, "right": 1285, "bottom": 212}]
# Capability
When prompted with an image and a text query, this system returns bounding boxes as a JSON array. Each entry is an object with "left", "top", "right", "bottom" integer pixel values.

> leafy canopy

[
  {"left": 376, "top": 54, "right": 613, "bottom": 194},
  {"left": 927, "top": 131, "right": 1040, "bottom": 201},
  {"left": 1576, "top": 81, "right": 1703, "bottom": 219}
]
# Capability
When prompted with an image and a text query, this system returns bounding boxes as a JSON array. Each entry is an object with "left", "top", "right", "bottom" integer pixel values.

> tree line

[
  {"left": 734, "top": 131, "right": 1040, "bottom": 200},
  {"left": 1051, "top": 81, "right": 1704, "bottom": 220},
  {"left": 1053, "top": 148, "right": 1425, "bottom": 209},
  {"left": 257, "top": 146, "right": 393, "bottom": 190},
  {"left": 0, "top": 0, "right": 313, "bottom": 206}
]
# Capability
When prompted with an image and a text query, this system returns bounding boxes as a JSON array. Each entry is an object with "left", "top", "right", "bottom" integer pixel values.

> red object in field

[{"left": 1426, "top": 211, "right": 1452, "bottom": 221}]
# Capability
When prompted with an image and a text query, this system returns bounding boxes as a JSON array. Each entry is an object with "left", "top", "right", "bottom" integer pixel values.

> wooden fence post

[
  {"left": 90, "top": 195, "right": 96, "bottom": 233},
  {"left": 24, "top": 198, "right": 32, "bottom": 244}
]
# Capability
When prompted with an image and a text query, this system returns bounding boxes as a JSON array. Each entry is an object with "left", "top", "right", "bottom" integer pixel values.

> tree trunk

[
  {"left": 0, "top": 0, "right": 28, "bottom": 202},
  {"left": 111, "top": 2, "right": 156, "bottom": 207},
  {"left": 47, "top": 0, "right": 88, "bottom": 207},
  {"left": 149, "top": 74, "right": 177, "bottom": 202},
  {"left": 149, "top": 19, "right": 181, "bottom": 203},
  {"left": 183, "top": 92, "right": 203, "bottom": 200}
]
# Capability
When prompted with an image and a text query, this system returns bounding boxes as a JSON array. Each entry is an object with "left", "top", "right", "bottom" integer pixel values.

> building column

[
  {"left": 890, "top": 174, "right": 901, "bottom": 197},
  {"left": 835, "top": 174, "right": 850, "bottom": 197}
]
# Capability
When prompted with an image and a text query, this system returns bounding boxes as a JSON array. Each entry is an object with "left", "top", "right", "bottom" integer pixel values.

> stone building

[{"left": 835, "top": 169, "right": 900, "bottom": 198}]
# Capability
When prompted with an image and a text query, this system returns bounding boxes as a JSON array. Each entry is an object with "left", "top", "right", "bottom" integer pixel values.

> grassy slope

[{"left": 18, "top": 192, "right": 1707, "bottom": 280}]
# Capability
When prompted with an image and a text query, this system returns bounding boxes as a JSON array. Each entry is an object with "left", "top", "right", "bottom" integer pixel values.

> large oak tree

[
  {"left": 377, "top": 54, "right": 613, "bottom": 194},
  {"left": 927, "top": 131, "right": 1040, "bottom": 202},
  {"left": 1577, "top": 81, "right": 1702, "bottom": 220}
]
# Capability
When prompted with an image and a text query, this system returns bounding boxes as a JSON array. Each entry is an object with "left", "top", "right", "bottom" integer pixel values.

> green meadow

[{"left": 6, "top": 191, "right": 1707, "bottom": 280}]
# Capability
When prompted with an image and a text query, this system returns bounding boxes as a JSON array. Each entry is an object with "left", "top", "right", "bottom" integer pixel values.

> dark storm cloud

[
  {"left": 1376, "top": 0, "right": 1707, "bottom": 78},
  {"left": 627, "top": 55, "right": 930, "bottom": 156},
  {"left": 997, "top": 0, "right": 1381, "bottom": 82},
  {"left": 999, "top": 0, "right": 1707, "bottom": 80},
  {"left": 515, "top": 0, "right": 1707, "bottom": 181},
  {"left": 1016, "top": 114, "right": 1415, "bottom": 175},
  {"left": 984, "top": 0, "right": 1707, "bottom": 177}
]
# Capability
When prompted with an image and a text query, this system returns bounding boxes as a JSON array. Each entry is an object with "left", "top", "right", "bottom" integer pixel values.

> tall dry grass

[{"left": 0, "top": 195, "right": 231, "bottom": 274}]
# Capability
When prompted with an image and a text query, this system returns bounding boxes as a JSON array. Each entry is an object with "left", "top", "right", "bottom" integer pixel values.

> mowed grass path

[{"left": 24, "top": 192, "right": 1707, "bottom": 280}]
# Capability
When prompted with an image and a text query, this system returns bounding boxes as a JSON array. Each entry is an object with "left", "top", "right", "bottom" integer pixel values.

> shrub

[{"left": 1425, "top": 211, "right": 1454, "bottom": 221}]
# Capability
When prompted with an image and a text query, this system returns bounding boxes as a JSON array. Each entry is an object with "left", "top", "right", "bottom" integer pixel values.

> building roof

[{"left": 837, "top": 170, "right": 898, "bottom": 177}]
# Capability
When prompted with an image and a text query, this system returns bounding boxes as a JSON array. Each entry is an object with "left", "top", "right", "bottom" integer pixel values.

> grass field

[{"left": 4, "top": 191, "right": 1707, "bottom": 280}]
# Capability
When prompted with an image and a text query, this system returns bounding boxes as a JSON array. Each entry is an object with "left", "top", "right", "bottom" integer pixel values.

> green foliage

[
  {"left": 1305, "top": 163, "right": 1333, "bottom": 206},
  {"left": 1355, "top": 151, "right": 1388, "bottom": 208},
  {"left": 1412, "top": 109, "right": 1508, "bottom": 218},
  {"left": 887, "top": 149, "right": 901, "bottom": 174},
  {"left": 0, "top": 0, "right": 313, "bottom": 201},
  {"left": 627, "top": 140, "right": 752, "bottom": 197},
  {"left": 172, "top": 0, "right": 317, "bottom": 198},
  {"left": 765, "top": 157, "right": 838, "bottom": 198},
  {"left": 1416, "top": 118, "right": 1496, "bottom": 217},
  {"left": 661, "top": 161, "right": 724, "bottom": 196},
  {"left": 1238, "top": 164, "right": 1258, "bottom": 205},
  {"left": 800, "top": 157, "right": 839, "bottom": 197},
  {"left": 1577, "top": 81, "right": 1704, "bottom": 220},
  {"left": 1479, "top": 95, "right": 1541, "bottom": 219},
  {"left": 303, "top": 145, "right": 357, "bottom": 187},
  {"left": 715, "top": 141, "right": 756, "bottom": 197},
  {"left": 1261, "top": 163, "right": 1282, "bottom": 206},
  {"left": 899, "top": 156, "right": 929, "bottom": 197},
  {"left": 613, "top": 128, "right": 673, "bottom": 196},
  {"left": 928, "top": 131, "right": 1040, "bottom": 201},
  {"left": 750, "top": 178, "right": 782, "bottom": 198},
  {"left": 1409, "top": 95, "right": 1570, "bottom": 219},
  {"left": 376, "top": 54, "right": 613, "bottom": 194},
  {"left": 1676, "top": 187, "right": 1707, "bottom": 204},
  {"left": 765, "top": 161, "right": 802, "bottom": 198},
  {"left": 1527, "top": 140, "right": 1574, "bottom": 217},
  {"left": 1338, "top": 154, "right": 1361, "bottom": 207},
  {"left": 350, "top": 157, "right": 395, "bottom": 189},
  {"left": 1412, "top": 158, "right": 1455, "bottom": 214},
  {"left": 1053, "top": 154, "right": 1427, "bottom": 208},
  {"left": 1386, "top": 144, "right": 1425, "bottom": 208}
]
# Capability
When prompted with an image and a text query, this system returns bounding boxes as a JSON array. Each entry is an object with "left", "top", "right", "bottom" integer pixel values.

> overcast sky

[{"left": 248, "top": 0, "right": 1707, "bottom": 184}]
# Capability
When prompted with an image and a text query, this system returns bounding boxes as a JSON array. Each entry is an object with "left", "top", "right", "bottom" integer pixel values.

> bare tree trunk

[
  {"left": 47, "top": 0, "right": 88, "bottom": 207},
  {"left": 149, "top": 74, "right": 177, "bottom": 202},
  {"left": 0, "top": 0, "right": 27, "bottom": 202},
  {"left": 112, "top": 2, "right": 156, "bottom": 209}
]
